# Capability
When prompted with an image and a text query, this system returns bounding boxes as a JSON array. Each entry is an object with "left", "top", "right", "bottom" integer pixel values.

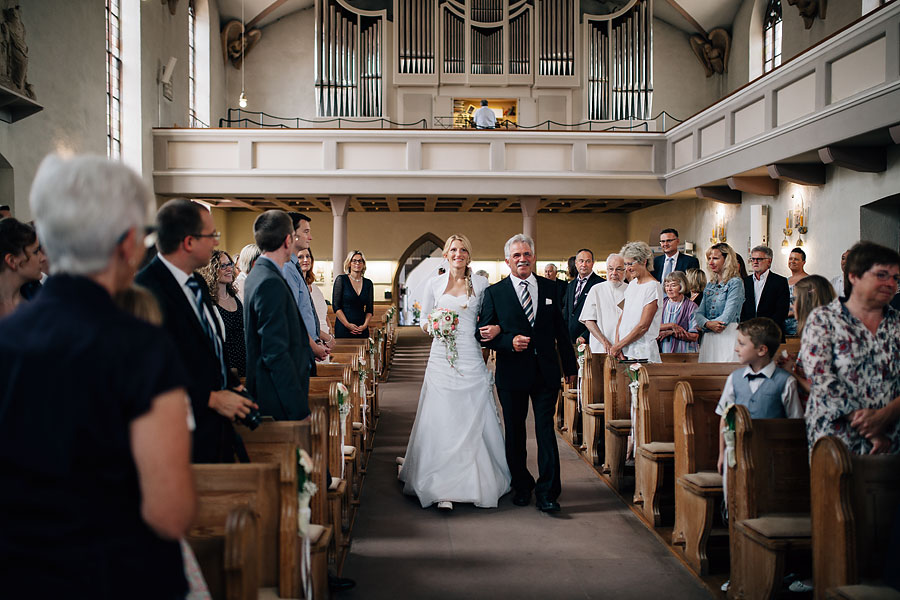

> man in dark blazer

[
  {"left": 477, "top": 234, "right": 578, "bottom": 513},
  {"left": 136, "top": 199, "right": 256, "bottom": 464},
  {"left": 740, "top": 245, "right": 790, "bottom": 339},
  {"left": 544, "top": 263, "right": 568, "bottom": 306},
  {"left": 565, "top": 248, "right": 605, "bottom": 343},
  {"left": 653, "top": 228, "right": 700, "bottom": 282},
  {"left": 244, "top": 210, "right": 311, "bottom": 421}
]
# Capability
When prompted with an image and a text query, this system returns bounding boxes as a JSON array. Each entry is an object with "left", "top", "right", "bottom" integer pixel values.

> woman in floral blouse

[{"left": 800, "top": 241, "right": 900, "bottom": 455}]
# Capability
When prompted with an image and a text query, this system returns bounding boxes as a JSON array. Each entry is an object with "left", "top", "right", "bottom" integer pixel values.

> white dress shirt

[
  {"left": 662, "top": 255, "right": 676, "bottom": 280},
  {"left": 830, "top": 273, "right": 845, "bottom": 298},
  {"left": 474, "top": 106, "right": 497, "bottom": 128},
  {"left": 715, "top": 360, "right": 802, "bottom": 417},
  {"left": 752, "top": 268, "right": 770, "bottom": 310},
  {"left": 579, "top": 280, "right": 626, "bottom": 353},
  {"left": 157, "top": 253, "right": 227, "bottom": 341},
  {"left": 512, "top": 273, "right": 539, "bottom": 323}
]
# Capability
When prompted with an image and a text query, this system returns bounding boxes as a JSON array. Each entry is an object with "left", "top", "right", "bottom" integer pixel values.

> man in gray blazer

[{"left": 244, "top": 210, "right": 311, "bottom": 420}]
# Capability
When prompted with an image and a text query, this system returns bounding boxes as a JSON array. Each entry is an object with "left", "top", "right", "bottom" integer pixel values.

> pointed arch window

[{"left": 763, "top": 0, "right": 782, "bottom": 74}]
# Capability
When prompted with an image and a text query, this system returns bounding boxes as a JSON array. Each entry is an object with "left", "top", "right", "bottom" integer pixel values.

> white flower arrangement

[
  {"left": 425, "top": 307, "right": 460, "bottom": 370},
  {"left": 336, "top": 382, "right": 351, "bottom": 418}
]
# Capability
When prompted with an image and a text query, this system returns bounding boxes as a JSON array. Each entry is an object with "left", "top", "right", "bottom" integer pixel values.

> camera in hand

[{"left": 235, "top": 388, "right": 262, "bottom": 430}]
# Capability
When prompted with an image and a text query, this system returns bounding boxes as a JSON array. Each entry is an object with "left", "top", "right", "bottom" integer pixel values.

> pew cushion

[
  {"left": 353, "top": 421, "right": 363, "bottom": 430},
  {"left": 739, "top": 514, "right": 811, "bottom": 539},
  {"left": 307, "top": 523, "right": 328, "bottom": 546},
  {"left": 827, "top": 585, "right": 900, "bottom": 600},
  {"left": 678, "top": 471, "right": 722, "bottom": 491},
  {"left": 584, "top": 403, "right": 605, "bottom": 415},
  {"left": 343, "top": 445, "right": 357, "bottom": 457},
  {"left": 638, "top": 442, "right": 675, "bottom": 458},
  {"left": 607, "top": 419, "right": 632, "bottom": 433},
  {"left": 258, "top": 587, "right": 281, "bottom": 600}
]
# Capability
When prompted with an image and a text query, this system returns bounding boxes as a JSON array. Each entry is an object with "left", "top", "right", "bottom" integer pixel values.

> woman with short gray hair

[
  {"left": 0, "top": 154, "right": 196, "bottom": 598},
  {"left": 611, "top": 241, "right": 664, "bottom": 362}
]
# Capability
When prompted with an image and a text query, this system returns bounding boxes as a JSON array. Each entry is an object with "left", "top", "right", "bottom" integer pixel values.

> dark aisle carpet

[{"left": 337, "top": 327, "right": 711, "bottom": 600}]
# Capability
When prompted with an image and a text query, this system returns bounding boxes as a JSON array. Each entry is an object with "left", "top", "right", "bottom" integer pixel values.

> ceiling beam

[
  {"left": 695, "top": 186, "right": 741, "bottom": 204},
  {"left": 268, "top": 198, "right": 294, "bottom": 211},
  {"left": 766, "top": 163, "right": 826, "bottom": 186},
  {"left": 350, "top": 198, "right": 364, "bottom": 212},
  {"left": 664, "top": 0, "right": 707, "bottom": 36},
  {"left": 246, "top": 0, "right": 288, "bottom": 30},
  {"left": 386, "top": 197, "right": 399, "bottom": 211},
  {"left": 495, "top": 199, "right": 516, "bottom": 212},
  {"left": 819, "top": 146, "right": 886, "bottom": 173},
  {"left": 726, "top": 176, "right": 778, "bottom": 196},
  {"left": 460, "top": 199, "right": 477, "bottom": 212},
  {"left": 889, "top": 124, "right": 900, "bottom": 145},
  {"left": 308, "top": 198, "right": 330, "bottom": 212},
  {"left": 224, "top": 197, "right": 263, "bottom": 212},
  {"left": 560, "top": 200, "right": 591, "bottom": 213},
  {"left": 425, "top": 197, "right": 437, "bottom": 212}
]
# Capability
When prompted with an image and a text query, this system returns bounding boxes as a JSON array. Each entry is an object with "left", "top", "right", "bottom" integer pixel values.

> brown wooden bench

[
  {"left": 811, "top": 436, "right": 900, "bottom": 600},
  {"left": 187, "top": 501, "right": 258, "bottom": 600},
  {"left": 672, "top": 379, "right": 731, "bottom": 574},
  {"left": 603, "top": 355, "right": 632, "bottom": 490},
  {"left": 580, "top": 345, "right": 605, "bottom": 467},
  {"left": 634, "top": 363, "right": 736, "bottom": 525},
  {"left": 727, "top": 404, "right": 811, "bottom": 600}
]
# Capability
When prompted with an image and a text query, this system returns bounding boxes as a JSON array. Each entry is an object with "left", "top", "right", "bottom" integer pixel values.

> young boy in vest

[{"left": 716, "top": 317, "right": 803, "bottom": 475}]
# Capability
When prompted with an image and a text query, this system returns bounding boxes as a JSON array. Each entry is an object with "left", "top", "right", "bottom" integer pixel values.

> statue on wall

[
  {"left": 787, "top": 0, "right": 827, "bottom": 29},
  {"left": 221, "top": 20, "right": 262, "bottom": 69},
  {"left": 1, "top": 4, "right": 35, "bottom": 99},
  {"left": 689, "top": 28, "right": 731, "bottom": 78}
]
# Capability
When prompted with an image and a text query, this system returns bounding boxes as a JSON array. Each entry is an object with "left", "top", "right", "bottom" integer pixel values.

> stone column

[
  {"left": 520, "top": 196, "right": 540, "bottom": 244},
  {"left": 331, "top": 196, "right": 350, "bottom": 275}
]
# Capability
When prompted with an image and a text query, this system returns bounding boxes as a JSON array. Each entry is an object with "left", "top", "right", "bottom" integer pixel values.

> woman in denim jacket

[{"left": 692, "top": 242, "right": 745, "bottom": 362}]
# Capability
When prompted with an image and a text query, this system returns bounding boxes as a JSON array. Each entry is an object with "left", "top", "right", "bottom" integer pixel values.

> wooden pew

[
  {"left": 727, "top": 404, "right": 811, "bottom": 600},
  {"left": 309, "top": 378, "right": 349, "bottom": 561},
  {"left": 811, "top": 436, "right": 900, "bottom": 600},
  {"left": 634, "top": 363, "right": 735, "bottom": 525},
  {"left": 603, "top": 355, "right": 632, "bottom": 490},
  {"left": 784, "top": 336, "right": 801, "bottom": 357},
  {"left": 580, "top": 346, "right": 605, "bottom": 467},
  {"left": 187, "top": 503, "right": 258, "bottom": 600},
  {"left": 189, "top": 463, "right": 283, "bottom": 599},
  {"left": 672, "top": 380, "right": 730, "bottom": 575}
]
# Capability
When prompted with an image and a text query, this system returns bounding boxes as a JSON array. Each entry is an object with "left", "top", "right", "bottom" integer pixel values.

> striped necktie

[
  {"left": 574, "top": 277, "right": 587, "bottom": 306},
  {"left": 519, "top": 280, "right": 535, "bottom": 327},
  {"left": 186, "top": 276, "right": 227, "bottom": 387}
]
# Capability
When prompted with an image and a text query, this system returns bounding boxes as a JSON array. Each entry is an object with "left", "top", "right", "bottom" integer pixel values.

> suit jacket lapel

[
  {"left": 506, "top": 276, "right": 531, "bottom": 327},
  {"left": 153, "top": 257, "right": 219, "bottom": 355}
]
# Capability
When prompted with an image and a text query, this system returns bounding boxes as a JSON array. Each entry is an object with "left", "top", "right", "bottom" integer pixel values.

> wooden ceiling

[{"left": 194, "top": 196, "right": 673, "bottom": 214}]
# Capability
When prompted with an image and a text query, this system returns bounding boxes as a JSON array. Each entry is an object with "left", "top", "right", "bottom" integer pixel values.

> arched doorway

[{"left": 392, "top": 232, "right": 445, "bottom": 324}]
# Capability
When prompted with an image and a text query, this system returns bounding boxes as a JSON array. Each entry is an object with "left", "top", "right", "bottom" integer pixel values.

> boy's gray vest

[{"left": 731, "top": 367, "right": 792, "bottom": 418}]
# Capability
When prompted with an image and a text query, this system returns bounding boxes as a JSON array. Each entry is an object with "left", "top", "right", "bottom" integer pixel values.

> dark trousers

[{"left": 497, "top": 384, "right": 561, "bottom": 501}]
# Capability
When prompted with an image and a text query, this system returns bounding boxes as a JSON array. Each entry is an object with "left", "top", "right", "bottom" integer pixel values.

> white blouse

[
  {"left": 618, "top": 278, "right": 663, "bottom": 362},
  {"left": 310, "top": 283, "right": 330, "bottom": 336}
]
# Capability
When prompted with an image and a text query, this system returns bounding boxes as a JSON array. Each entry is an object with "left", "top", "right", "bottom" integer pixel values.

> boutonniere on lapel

[{"left": 545, "top": 298, "right": 553, "bottom": 305}]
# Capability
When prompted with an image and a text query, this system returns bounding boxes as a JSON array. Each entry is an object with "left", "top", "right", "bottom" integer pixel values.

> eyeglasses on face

[
  {"left": 624, "top": 261, "right": 636, "bottom": 267},
  {"left": 609, "top": 267, "right": 626, "bottom": 272},
  {"left": 659, "top": 238, "right": 677, "bottom": 244},
  {"left": 868, "top": 270, "right": 900, "bottom": 284},
  {"left": 350, "top": 258, "right": 365, "bottom": 264},
  {"left": 192, "top": 231, "right": 221, "bottom": 241},
  {"left": 218, "top": 262, "right": 234, "bottom": 270},
  {"left": 748, "top": 257, "right": 770, "bottom": 263}
]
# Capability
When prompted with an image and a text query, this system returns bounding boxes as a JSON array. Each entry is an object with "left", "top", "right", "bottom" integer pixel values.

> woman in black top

[
  {"left": 333, "top": 250, "right": 374, "bottom": 338},
  {"left": 201, "top": 249, "right": 246, "bottom": 377}
]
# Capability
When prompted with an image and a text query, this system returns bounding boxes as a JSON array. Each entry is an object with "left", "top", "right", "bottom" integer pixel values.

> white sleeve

[
  {"left": 579, "top": 285, "right": 600, "bottom": 324},
  {"left": 715, "top": 372, "right": 737, "bottom": 416},
  {"left": 781, "top": 376, "right": 803, "bottom": 418}
]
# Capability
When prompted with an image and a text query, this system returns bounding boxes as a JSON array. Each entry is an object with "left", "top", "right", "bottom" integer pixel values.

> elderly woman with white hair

[
  {"left": 234, "top": 242, "right": 260, "bottom": 302},
  {"left": 0, "top": 155, "right": 196, "bottom": 599},
  {"left": 611, "top": 241, "right": 664, "bottom": 363}
]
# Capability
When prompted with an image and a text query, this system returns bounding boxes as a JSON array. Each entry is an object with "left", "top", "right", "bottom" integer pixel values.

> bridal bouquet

[{"left": 426, "top": 307, "right": 460, "bottom": 370}]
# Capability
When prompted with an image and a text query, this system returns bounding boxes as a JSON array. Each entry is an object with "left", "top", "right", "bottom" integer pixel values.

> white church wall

[
  {"left": 651, "top": 18, "right": 722, "bottom": 122},
  {"left": 0, "top": 0, "right": 106, "bottom": 217}
]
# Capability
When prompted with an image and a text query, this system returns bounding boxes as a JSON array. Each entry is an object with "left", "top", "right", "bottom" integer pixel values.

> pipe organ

[
  {"left": 587, "top": 0, "right": 653, "bottom": 120},
  {"left": 315, "top": 0, "right": 386, "bottom": 117},
  {"left": 314, "top": 0, "right": 652, "bottom": 121}
]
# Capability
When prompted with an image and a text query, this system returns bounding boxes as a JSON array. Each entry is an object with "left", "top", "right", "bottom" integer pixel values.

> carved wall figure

[
  {"left": 221, "top": 20, "right": 262, "bottom": 69},
  {"left": 1, "top": 4, "right": 34, "bottom": 99},
  {"left": 689, "top": 28, "right": 731, "bottom": 78},
  {"left": 787, "top": 0, "right": 826, "bottom": 29},
  {"left": 161, "top": 0, "right": 179, "bottom": 16}
]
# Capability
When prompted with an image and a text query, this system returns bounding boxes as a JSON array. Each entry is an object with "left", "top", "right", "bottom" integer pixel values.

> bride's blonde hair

[{"left": 443, "top": 234, "right": 474, "bottom": 298}]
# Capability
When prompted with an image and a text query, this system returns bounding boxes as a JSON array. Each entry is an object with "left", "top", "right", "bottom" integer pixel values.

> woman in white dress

[
  {"left": 611, "top": 241, "right": 664, "bottom": 363},
  {"left": 399, "top": 234, "right": 511, "bottom": 510}
]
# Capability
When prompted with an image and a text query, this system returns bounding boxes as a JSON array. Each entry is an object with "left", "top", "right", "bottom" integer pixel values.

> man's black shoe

[
  {"left": 535, "top": 497, "right": 561, "bottom": 513},
  {"left": 329, "top": 574, "right": 356, "bottom": 591},
  {"left": 512, "top": 490, "right": 531, "bottom": 506}
]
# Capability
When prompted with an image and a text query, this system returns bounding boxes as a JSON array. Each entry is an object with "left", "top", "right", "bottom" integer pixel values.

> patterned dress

[{"left": 799, "top": 298, "right": 900, "bottom": 455}]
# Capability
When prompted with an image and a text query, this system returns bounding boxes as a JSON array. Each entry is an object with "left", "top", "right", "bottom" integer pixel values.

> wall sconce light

[
  {"left": 782, "top": 192, "right": 809, "bottom": 253},
  {"left": 710, "top": 209, "right": 727, "bottom": 244}
]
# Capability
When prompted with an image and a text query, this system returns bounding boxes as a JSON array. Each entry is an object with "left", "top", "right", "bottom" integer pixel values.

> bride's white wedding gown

[{"left": 399, "top": 290, "right": 511, "bottom": 508}]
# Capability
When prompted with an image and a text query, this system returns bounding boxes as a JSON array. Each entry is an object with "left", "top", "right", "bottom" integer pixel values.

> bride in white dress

[{"left": 399, "top": 234, "right": 511, "bottom": 510}]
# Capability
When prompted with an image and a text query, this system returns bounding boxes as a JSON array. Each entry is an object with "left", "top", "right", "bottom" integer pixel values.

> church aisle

[{"left": 338, "top": 328, "right": 710, "bottom": 600}]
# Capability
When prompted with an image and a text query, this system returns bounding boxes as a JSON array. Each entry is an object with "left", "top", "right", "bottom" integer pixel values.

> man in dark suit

[
  {"left": 477, "top": 234, "right": 578, "bottom": 513},
  {"left": 543, "top": 263, "right": 568, "bottom": 306},
  {"left": 565, "top": 248, "right": 604, "bottom": 343},
  {"left": 653, "top": 228, "right": 700, "bottom": 282},
  {"left": 244, "top": 210, "right": 312, "bottom": 421},
  {"left": 740, "top": 245, "right": 790, "bottom": 339},
  {"left": 136, "top": 199, "right": 256, "bottom": 463}
]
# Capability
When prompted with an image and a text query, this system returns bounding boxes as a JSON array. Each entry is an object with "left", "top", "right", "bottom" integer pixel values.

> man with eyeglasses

[
  {"left": 653, "top": 228, "right": 699, "bottom": 282},
  {"left": 579, "top": 254, "right": 628, "bottom": 355},
  {"left": 136, "top": 198, "right": 257, "bottom": 464},
  {"left": 739, "top": 245, "right": 790, "bottom": 340}
]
